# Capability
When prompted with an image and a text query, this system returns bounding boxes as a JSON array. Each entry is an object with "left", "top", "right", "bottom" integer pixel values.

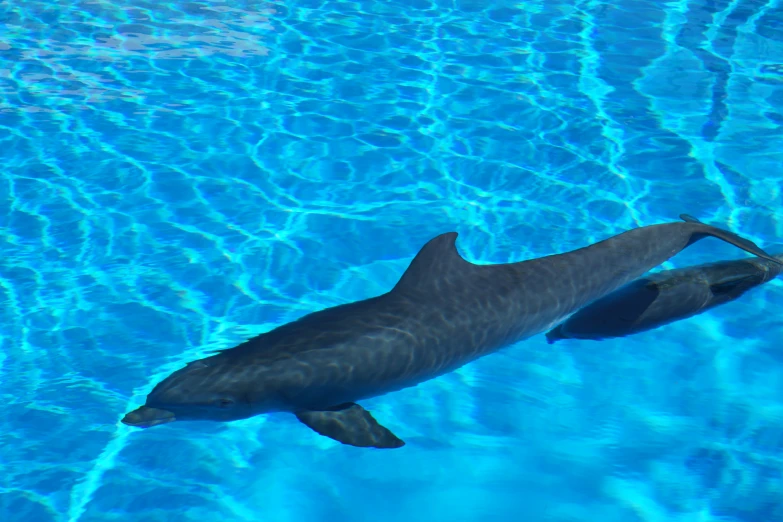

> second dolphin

[{"left": 546, "top": 252, "right": 783, "bottom": 343}]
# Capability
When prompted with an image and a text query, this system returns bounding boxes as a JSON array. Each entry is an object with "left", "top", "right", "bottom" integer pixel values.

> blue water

[{"left": 1, "top": 0, "right": 783, "bottom": 520}]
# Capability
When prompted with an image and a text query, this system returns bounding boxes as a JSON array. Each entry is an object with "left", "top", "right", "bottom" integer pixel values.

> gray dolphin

[
  {"left": 545, "top": 251, "right": 783, "bottom": 344},
  {"left": 122, "top": 215, "right": 781, "bottom": 448}
]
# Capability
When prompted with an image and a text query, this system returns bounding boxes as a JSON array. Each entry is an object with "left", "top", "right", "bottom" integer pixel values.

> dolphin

[
  {"left": 545, "top": 251, "right": 783, "bottom": 344},
  {"left": 122, "top": 214, "right": 782, "bottom": 448}
]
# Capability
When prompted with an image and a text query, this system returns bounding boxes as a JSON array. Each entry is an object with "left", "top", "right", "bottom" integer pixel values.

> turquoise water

[{"left": 2, "top": 0, "right": 783, "bottom": 520}]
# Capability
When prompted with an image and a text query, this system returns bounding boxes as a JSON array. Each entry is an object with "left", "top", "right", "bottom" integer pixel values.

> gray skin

[
  {"left": 545, "top": 253, "right": 783, "bottom": 344},
  {"left": 122, "top": 215, "right": 782, "bottom": 448}
]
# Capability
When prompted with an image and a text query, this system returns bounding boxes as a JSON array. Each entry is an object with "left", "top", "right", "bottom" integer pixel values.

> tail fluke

[{"left": 679, "top": 213, "right": 782, "bottom": 266}]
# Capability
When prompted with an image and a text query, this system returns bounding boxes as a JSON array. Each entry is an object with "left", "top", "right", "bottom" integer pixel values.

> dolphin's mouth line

[
  {"left": 124, "top": 417, "right": 176, "bottom": 428},
  {"left": 121, "top": 406, "right": 177, "bottom": 428}
]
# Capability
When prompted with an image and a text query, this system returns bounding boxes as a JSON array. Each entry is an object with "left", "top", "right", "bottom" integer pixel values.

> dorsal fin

[
  {"left": 680, "top": 214, "right": 702, "bottom": 223},
  {"left": 392, "top": 232, "right": 477, "bottom": 293}
]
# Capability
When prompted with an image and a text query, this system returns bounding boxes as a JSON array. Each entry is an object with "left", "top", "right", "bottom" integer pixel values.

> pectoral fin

[{"left": 295, "top": 402, "right": 405, "bottom": 449}]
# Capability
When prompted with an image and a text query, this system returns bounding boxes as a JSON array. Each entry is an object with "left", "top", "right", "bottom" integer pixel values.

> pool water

[{"left": 2, "top": 0, "right": 783, "bottom": 521}]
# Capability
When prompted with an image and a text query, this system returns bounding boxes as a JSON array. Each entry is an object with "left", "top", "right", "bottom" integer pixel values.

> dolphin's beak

[{"left": 121, "top": 406, "right": 176, "bottom": 428}]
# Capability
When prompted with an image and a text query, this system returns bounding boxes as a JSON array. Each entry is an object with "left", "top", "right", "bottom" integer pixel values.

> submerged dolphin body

[
  {"left": 545, "top": 252, "right": 783, "bottom": 343},
  {"left": 122, "top": 215, "right": 781, "bottom": 448}
]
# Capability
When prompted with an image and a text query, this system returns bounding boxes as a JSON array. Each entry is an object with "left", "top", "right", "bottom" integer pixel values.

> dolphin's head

[{"left": 121, "top": 358, "right": 259, "bottom": 428}]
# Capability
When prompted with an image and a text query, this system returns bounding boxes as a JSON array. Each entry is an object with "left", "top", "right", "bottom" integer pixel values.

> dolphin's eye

[{"left": 217, "top": 398, "right": 235, "bottom": 408}]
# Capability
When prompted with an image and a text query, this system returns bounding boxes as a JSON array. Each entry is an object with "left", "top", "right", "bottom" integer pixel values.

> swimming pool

[{"left": 1, "top": 0, "right": 782, "bottom": 520}]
